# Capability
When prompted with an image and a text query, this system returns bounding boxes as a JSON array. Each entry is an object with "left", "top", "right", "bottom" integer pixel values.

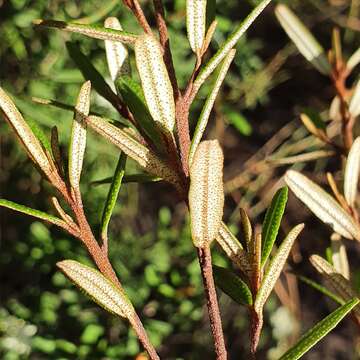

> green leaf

[
  {"left": 279, "top": 298, "right": 359, "bottom": 360},
  {"left": 255, "top": 224, "right": 304, "bottom": 314},
  {"left": 297, "top": 274, "right": 344, "bottom": 305},
  {"left": 224, "top": 109, "right": 252, "bottom": 136},
  {"left": 100, "top": 153, "right": 126, "bottom": 240},
  {"left": 189, "top": 50, "right": 236, "bottom": 166},
  {"left": 213, "top": 265, "right": 253, "bottom": 306},
  {"left": 57, "top": 260, "right": 135, "bottom": 319},
  {"left": 194, "top": 0, "right": 272, "bottom": 92},
  {"left": 0, "top": 199, "right": 64, "bottom": 226},
  {"left": 206, "top": 0, "right": 216, "bottom": 28},
  {"left": 34, "top": 19, "right": 137, "bottom": 43},
  {"left": 116, "top": 76, "right": 162, "bottom": 146},
  {"left": 92, "top": 173, "right": 161, "bottom": 186},
  {"left": 27, "top": 118, "right": 52, "bottom": 153},
  {"left": 66, "top": 42, "right": 121, "bottom": 112},
  {"left": 261, "top": 187, "right": 288, "bottom": 266}
]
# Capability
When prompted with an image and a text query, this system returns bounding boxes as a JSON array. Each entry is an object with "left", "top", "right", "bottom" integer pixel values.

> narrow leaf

[
  {"left": 349, "top": 79, "right": 360, "bottom": 118},
  {"left": 213, "top": 265, "right": 253, "bottom": 306},
  {"left": 0, "top": 199, "right": 64, "bottom": 227},
  {"left": 189, "top": 49, "right": 236, "bottom": 166},
  {"left": 135, "top": 34, "right": 176, "bottom": 132},
  {"left": 279, "top": 298, "right": 359, "bottom": 360},
  {"left": 275, "top": 4, "right": 330, "bottom": 74},
  {"left": 347, "top": 47, "right": 360, "bottom": 73},
  {"left": 186, "top": 0, "right": 207, "bottom": 54},
  {"left": 92, "top": 173, "right": 161, "bottom": 186},
  {"left": 100, "top": 153, "right": 126, "bottom": 240},
  {"left": 216, "top": 222, "right": 251, "bottom": 275},
  {"left": 194, "top": 0, "right": 272, "bottom": 92},
  {"left": 104, "top": 17, "right": 130, "bottom": 82},
  {"left": 189, "top": 140, "right": 224, "bottom": 248},
  {"left": 344, "top": 137, "right": 360, "bottom": 207},
  {"left": 240, "top": 208, "right": 252, "bottom": 251},
  {"left": 66, "top": 42, "right": 121, "bottom": 112},
  {"left": 261, "top": 187, "right": 288, "bottom": 266},
  {"left": 69, "top": 81, "right": 91, "bottom": 190},
  {"left": 34, "top": 19, "right": 137, "bottom": 44},
  {"left": 27, "top": 118, "right": 52, "bottom": 153},
  {"left": 331, "top": 234, "right": 350, "bottom": 280},
  {"left": 285, "top": 170, "right": 360, "bottom": 240},
  {"left": 254, "top": 224, "right": 304, "bottom": 314},
  {"left": 0, "top": 87, "right": 55, "bottom": 182},
  {"left": 86, "top": 115, "right": 181, "bottom": 189},
  {"left": 57, "top": 260, "right": 135, "bottom": 319}
]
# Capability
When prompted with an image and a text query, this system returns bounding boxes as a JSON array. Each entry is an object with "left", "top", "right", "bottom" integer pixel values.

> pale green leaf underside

[
  {"left": 279, "top": 298, "right": 359, "bottom": 360},
  {"left": 186, "top": 0, "right": 207, "bottom": 53},
  {"left": 344, "top": 136, "right": 360, "bottom": 207}
]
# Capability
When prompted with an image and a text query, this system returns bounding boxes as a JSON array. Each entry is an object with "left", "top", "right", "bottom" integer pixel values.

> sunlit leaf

[
  {"left": 344, "top": 137, "right": 360, "bottom": 207},
  {"left": 189, "top": 50, "right": 236, "bottom": 166},
  {"left": 275, "top": 4, "right": 330, "bottom": 75},
  {"left": 213, "top": 265, "right": 253, "bottom": 306},
  {"left": 34, "top": 19, "right": 137, "bottom": 43},
  {"left": 186, "top": 0, "right": 207, "bottom": 54},
  {"left": 279, "top": 298, "right": 359, "bottom": 360},
  {"left": 285, "top": 170, "right": 360, "bottom": 240},
  {"left": 189, "top": 140, "right": 224, "bottom": 248},
  {"left": 135, "top": 34, "right": 175, "bottom": 133},
  {"left": 261, "top": 187, "right": 288, "bottom": 266},
  {"left": 57, "top": 260, "right": 135, "bottom": 319},
  {"left": 254, "top": 224, "right": 304, "bottom": 313},
  {"left": 69, "top": 81, "right": 91, "bottom": 191}
]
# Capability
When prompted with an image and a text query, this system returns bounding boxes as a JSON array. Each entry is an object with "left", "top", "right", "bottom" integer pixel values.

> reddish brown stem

[
  {"left": 249, "top": 308, "right": 263, "bottom": 358},
  {"left": 127, "top": 0, "right": 152, "bottom": 34},
  {"left": 197, "top": 246, "right": 227, "bottom": 360}
]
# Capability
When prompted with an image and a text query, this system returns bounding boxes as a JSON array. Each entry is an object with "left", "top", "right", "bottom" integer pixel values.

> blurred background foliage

[{"left": 0, "top": 0, "right": 359, "bottom": 359}]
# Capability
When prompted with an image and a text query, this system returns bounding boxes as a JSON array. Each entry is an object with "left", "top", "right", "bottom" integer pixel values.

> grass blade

[
  {"left": 0, "top": 199, "right": 64, "bottom": 227},
  {"left": 285, "top": 170, "right": 360, "bottom": 240},
  {"left": 100, "top": 153, "right": 126, "bottom": 241},
  {"left": 186, "top": 0, "right": 207, "bottom": 54},
  {"left": 57, "top": 260, "right": 135, "bottom": 319},
  {"left": 261, "top": 187, "right": 288, "bottom": 266},
  {"left": 34, "top": 19, "right": 137, "bottom": 43},
  {"left": 69, "top": 81, "right": 91, "bottom": 191},
  {"left": 344, "top": 137, "right": 360, "bottom": 207},
  {"left": 213, "top": 265, "right": 253, "bottom": 306},
  {"left": 189, "top": 140, "right": 224, "bottom": 248},
  {"left": 86, "top": 115, "right": 180, "bottom": 189},
  {"left": 254, "top": 224, "right": 304, "bottom": 314},
  {"left": 194, "top": 0, "right": 272, "bottom": 92},
  {"left": 275, "top": 4, "right": 330, "bottom": 74},
  {"left": 135, "top": 34, "right": 176, "bottom": 133},
  {"left": 189, "top": 49, "right": 236, "bottom": 166},
  {"left": 279, "top": 298, "right": 359, "bottom": 360}
]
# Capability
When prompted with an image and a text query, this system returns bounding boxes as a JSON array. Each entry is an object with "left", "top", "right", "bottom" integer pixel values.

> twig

[
  {"left": 126, "top": 0, "right": 152, "bottom": 34},
  {"left": 197, "top": 247, "right": 227, "bottom": 360}
]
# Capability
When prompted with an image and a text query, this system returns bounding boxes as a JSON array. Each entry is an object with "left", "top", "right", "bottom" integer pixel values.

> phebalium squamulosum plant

[{"left": 0, "top": 1, "right": 359, "bottom": 359}]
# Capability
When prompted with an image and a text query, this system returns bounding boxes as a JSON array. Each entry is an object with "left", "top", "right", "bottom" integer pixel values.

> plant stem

[
  {"left": 197, "top": 246, "right": 227, "bottom": 360},
  {"left": 249, "top": 308, "right": 263, "bottom": 357},
  {"left": 128, "top": 0, "right": 152, "bottom": 34}
]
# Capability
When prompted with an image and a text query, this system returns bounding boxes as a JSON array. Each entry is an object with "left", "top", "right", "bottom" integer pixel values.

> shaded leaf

[
  {"left": 279, "top": 299, "right": 359, "bottom": 360},
  {"left": 261, "top": 187, "right": 288, "bottom": 266},
  {"left": 213, "top": 265, "right": 252, "bottom": 306},
  {"left": 344, "top": 137, "right": 360, "bottom": 207},
  {"left": 189, "top": 140, "right": 224, "bottom": 248},
  {"left": 189, "top": 50, "right": 236, "bottom": 166},
  {"left": 57, "top": 260, "right": 135, "bottom": 319},
  {"left": 92, "top": 173, "right": 161, "bottom": 186},
  {"left": 34, "top": 19, "right": 137, "bottom": 43},
  {"left": 255, "top": 224, "right": 304, "bottom": 314},
  {"left": 285, "top": 170, "right": 360, "bottom": 240},
  {"left": 186, "top": 0, "right": 207, "bottom": 54}
]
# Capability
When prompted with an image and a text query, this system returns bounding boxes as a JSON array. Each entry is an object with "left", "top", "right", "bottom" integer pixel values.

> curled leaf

[
  {"left": 186, "top": 0, "right": 207, "bottom": 54},
  {"left": 275, "top": 4, "right": 330, "bottom": 75},
  {"left": 261, "top": 187, "right": 288, "bottom": 266},
  {"left": 135, "top": 34, "right": 175, "bottom": 132},
  {"left": 285, "top": 170, "right": 360, "bottom": 240},
  {"left": 189, "top": 140, "right": 224, "bottom": 248},
  {"left": 279, "top": 299, "right": 359, "bottom": 360},
  {"left": 213, "top": 265, "right": 253, "bottom": 306},
  {"left": 189, "top": 49, "right": 236, "bottom": 166},
  {"left": 57, "top": 260, "right": 135, "bottom": 319},
  {"left": 344, "top": 137, "right": 360, "bottom": 207},
  {"left": 104, "top": 17, "right": 130, "bottom": 82},
  {"left": 254, "top": 224, "right": 304, "bottom": 314},
  {"left": 86, "top": 116, "right": 181, "bottom": 189},
  {"left": 69, "top": 81, "right": 91, "bottom": 190},
  {"left": 0, "top": 87, "right": 57, "bottom": 183},
  {"left": 34, "top": 19, "right": 137, "bottom": 43}
]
